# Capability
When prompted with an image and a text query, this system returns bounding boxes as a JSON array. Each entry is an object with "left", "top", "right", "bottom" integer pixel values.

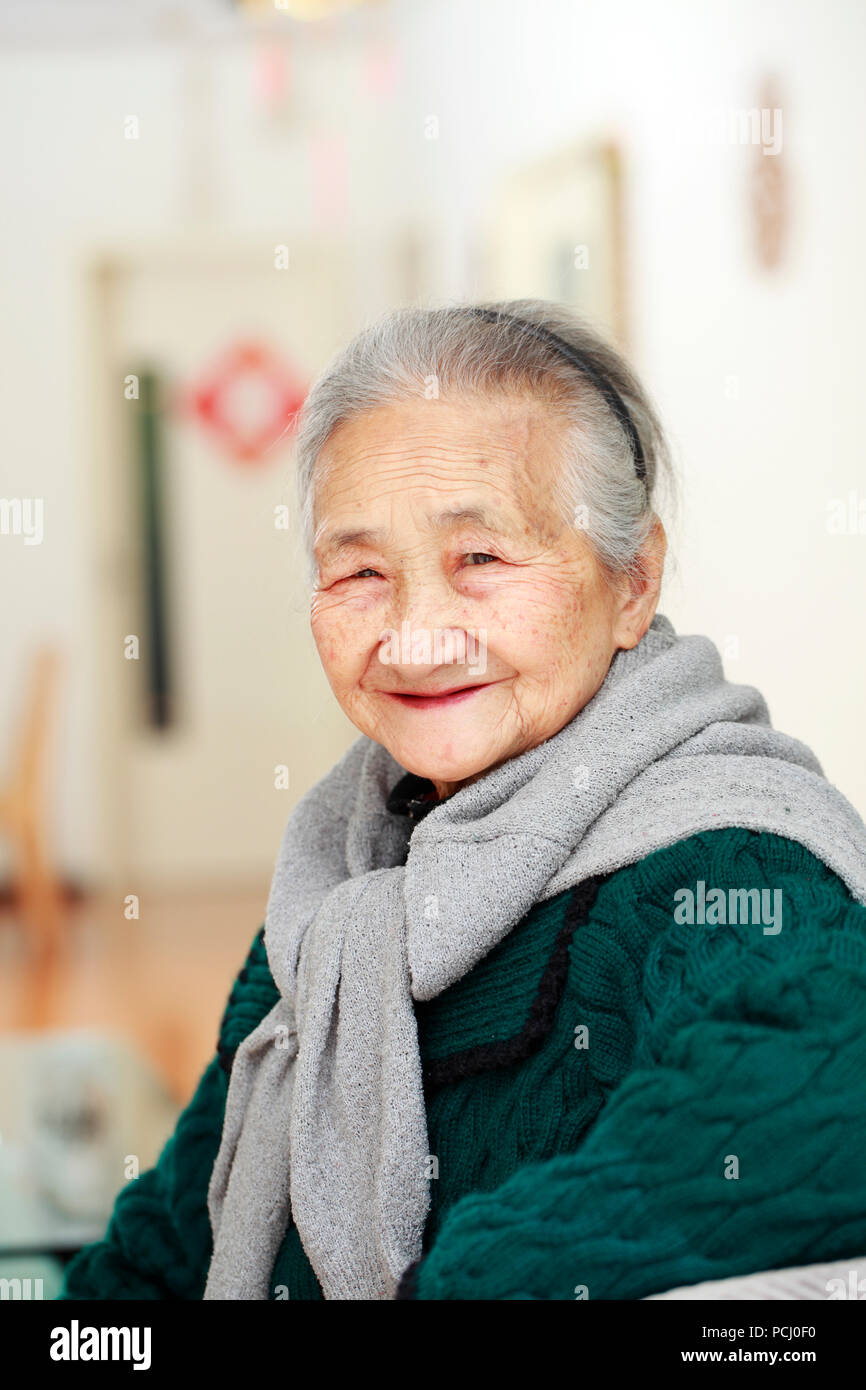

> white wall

[{"left": 1, "top": 0, "right": 863, "bottom": 886}]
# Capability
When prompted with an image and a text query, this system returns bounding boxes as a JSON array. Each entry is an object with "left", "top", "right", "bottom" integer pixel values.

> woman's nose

[
  {"left": 377, "top": 569, "right": 469, "bottom": 674},
  {"left": 387, "top": 564, "right": 465, "bottom": 632}
]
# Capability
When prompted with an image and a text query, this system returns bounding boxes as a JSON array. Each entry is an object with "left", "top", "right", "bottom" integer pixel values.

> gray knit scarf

[{"left": 204, "top": 613, "right": 866, "bottom": 1300}]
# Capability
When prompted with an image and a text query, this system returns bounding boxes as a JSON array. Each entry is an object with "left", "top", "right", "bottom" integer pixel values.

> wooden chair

[{"left": 0, "top": 646, "right": 66, "bottom": 963}]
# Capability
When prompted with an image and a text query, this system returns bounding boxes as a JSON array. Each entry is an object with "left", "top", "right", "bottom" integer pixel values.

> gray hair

[{"left": 293, "top": 297, "right": 675, "bottom": 592}]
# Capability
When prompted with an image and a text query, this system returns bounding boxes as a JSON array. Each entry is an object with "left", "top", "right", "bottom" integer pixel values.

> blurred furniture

[
  {"left": 0, "top": 645, "right": 66, "bottom": 962},
  {"left": 645, "top": 1256, "right": 866, "bottom": 1300},
  {"left": 0, "top": 1030, "right": 179, "bottom": 1255}
]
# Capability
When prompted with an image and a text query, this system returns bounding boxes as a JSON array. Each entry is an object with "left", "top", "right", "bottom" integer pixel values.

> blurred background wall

[{"left": 0, "top": 0, "right": 863, "bottom": 1287}]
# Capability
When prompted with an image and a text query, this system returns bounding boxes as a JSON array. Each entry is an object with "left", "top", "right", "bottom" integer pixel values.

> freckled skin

[{"left": 309, "top": 392, "right": 666, "bottom": 799}]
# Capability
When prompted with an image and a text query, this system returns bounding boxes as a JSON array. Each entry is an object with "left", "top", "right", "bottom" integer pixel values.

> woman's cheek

[
  {"left": 488, "top": 575, "right": 578, "bottom": 647},
  {"left": 311, "top": 604, "right": 353, "bottom": 674},
  {"left": 312, "top": 604, "right": 379, "bottom": 684}
]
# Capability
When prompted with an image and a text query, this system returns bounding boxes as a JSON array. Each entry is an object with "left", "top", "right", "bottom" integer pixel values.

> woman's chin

[{"left": 387, "top": 736, "right": 500, "bottom": 791}]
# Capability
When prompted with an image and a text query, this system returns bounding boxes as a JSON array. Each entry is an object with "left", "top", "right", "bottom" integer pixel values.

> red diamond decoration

[{"left": 185, "top": 342, "right": 308, "bottom": 464}]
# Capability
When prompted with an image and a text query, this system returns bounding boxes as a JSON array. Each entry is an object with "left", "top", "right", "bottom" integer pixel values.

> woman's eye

[
  {"left": 350, "top": 568, "right": 381, "bottom": 580},
  {"left": 464, "top": 552, "right": 499, "bottom": 566}
]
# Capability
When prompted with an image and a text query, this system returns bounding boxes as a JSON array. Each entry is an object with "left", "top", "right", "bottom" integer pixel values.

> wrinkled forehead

[{"left": 311, "top": 392, "right": 568, "bottom": 544}]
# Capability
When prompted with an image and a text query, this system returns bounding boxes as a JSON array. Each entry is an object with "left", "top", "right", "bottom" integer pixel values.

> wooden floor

[{"left": 0, "top": 888, "right": 269, "bottom": 1104}]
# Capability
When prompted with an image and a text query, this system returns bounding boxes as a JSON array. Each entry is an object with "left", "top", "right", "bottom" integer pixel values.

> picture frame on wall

[{"left": 477, "top": 140, "right": 628, "bottom": 350}]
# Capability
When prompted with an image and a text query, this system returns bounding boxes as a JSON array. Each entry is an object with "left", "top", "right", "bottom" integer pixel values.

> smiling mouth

[{"left": 383, "top": 681, "right": 499, "bottom": 710}]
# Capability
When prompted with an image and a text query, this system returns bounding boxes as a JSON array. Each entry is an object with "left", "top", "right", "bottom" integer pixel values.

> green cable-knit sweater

[{"left": 58, "top": 826, "right": 866, "bottom": 1300}]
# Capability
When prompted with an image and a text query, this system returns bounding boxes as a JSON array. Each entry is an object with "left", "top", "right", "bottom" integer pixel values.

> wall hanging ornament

[
  {"left": 184, "top": 341, "right": 308, "bottom": 465},
  {"left": 750, "top": 75, "right": 789, "bottom": 272}
]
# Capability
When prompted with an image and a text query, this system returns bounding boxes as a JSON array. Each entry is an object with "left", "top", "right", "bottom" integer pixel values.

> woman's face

[{"left": 309, "top": 392, "right": 661, "bottom": 798}]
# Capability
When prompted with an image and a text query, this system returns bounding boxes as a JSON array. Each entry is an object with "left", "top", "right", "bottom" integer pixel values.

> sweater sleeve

[
  {"left": 57, "top": 927, "right": 272, "bottom": 1301},
  {"left": 397, "top": 832, "right": 866, "bottom": 1300}
]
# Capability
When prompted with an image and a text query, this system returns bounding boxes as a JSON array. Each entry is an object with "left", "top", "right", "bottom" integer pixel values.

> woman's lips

[{"left": 383, "top": 681, "right": 498, "bottom": 710}]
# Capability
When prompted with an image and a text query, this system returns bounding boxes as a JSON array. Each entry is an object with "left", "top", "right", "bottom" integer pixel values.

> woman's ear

[{"left": 612, "top": 516, "right": 667, "bottom": 650}]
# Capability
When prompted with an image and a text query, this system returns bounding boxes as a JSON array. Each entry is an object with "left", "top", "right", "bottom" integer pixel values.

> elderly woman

[{"left": 61, "top": 300, "right": 866, "bottom": 1301}]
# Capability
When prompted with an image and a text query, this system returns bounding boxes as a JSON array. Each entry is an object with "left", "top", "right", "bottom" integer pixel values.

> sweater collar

[{"left": 385, "top": 772, "right": 575, "bottom": 1075}]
